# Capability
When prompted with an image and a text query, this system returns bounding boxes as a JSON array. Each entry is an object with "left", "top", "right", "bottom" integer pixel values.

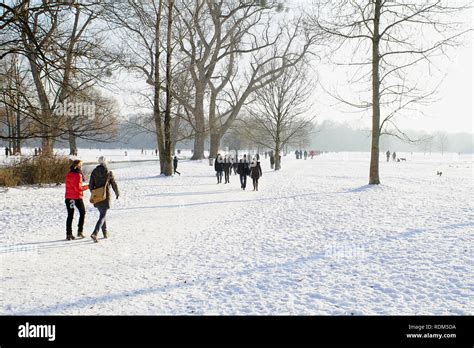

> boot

[
  {"left": 103, "top": 231, "right": 109, "bottom": 239},
  {"left": 77, "top": 232, "right": 85, "bottom": 239},
  {"left": 91, "top": 232, "right": 99, "bottom": 243},
  {"left": 66, "top": 234, "right": 75, "bottom": 241}
]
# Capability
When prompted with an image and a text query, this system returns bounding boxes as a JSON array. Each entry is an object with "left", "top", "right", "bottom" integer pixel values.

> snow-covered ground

[{"left": 0, "top": 151, "right": 473, "bottom": 315}]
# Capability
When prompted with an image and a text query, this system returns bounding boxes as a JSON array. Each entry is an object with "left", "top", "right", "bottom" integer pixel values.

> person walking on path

[
  {"left": 238, "top": 155, "right": 250, "bottom": 190},
  {"left": 89, "top": 156, "right": 119, "bottom": 242},
  {"left": 386, "top": 150, "right": 391, "bottom": 162},
  {"left": 223, "top": 155, "right": 232, "bottom": 184},
  {"left": 65, "top": 160, "right": 89, "bottom": 240},
  {"left": 232, "top": 157, "right": 238, "bottom": 175},
  {"left": 270, "top": 153, "right": 275, "bottom": 169},
  {"left": 214, "top": 154, "right": 224, "bottom": 184},
  {"left": 5, "top": 146, "right": 9, "bottom": 158},
  {"left": 173, "top": 156, "right": 181, "bottom": 175},
  {"left": 250, "top": 159, "right": 263, "bottom": 191},
  {"left": 392, "top": 152, "right": 397, "bottom": 162},
  {"left": 304, "top": 150, "right": 308, "bottom": 160}
]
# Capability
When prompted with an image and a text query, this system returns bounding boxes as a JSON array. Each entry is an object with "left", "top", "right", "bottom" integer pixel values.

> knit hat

[{"left": 98, "top": 156, "right": 107, "bottom": 165}]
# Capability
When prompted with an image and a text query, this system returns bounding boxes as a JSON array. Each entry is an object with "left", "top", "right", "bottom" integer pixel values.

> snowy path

[{"left": 1, "top": 153, "right": 473, "bottom": 314}]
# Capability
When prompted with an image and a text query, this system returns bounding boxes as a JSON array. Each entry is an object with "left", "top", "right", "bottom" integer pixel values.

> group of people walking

[
  {"left": 64, "top": 156, "right": 119, "bottom": 242},
  {"left": 214, "top": 154, "right": 262, "bottom": 191},
  {"left": 386, "top": 150, "right": 397, "bottom": 162}
]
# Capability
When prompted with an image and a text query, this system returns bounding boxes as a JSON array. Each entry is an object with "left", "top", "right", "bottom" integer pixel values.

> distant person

[
  {"left": 295, "top": 150, "right": 299, "bottom": 159},
  {"left": 34, "top": 148, "right": 38, "bottom": 156},
  {"left": 141, "top": 148, "right": 144, "bottom": 155},
  {"left": 386, "top": 150, "right": 390, "bottom": 162},
  {"left": 392, "top": 152, "right": 396, "bottom": 162},
  {"left": 310, "top": 150, "right": 314, "bottom": 159},
  {"left": 124, "top": 151, "right": 128, "bottom": 156},
  {"left": 250, "top": 159, "right": 262, "bottom": 191},
  {"left": 38, "top": 148, "right": 42, "bottom": 155},
  {"left": 155, "top": 149, "right": 158, "bottom": 156},
  {"left": 173, "top": 156, "right": 180, "bottom": 176},
  {"left": 5, "top": 146, "right": 9, "bottom": 158},
  {"left": 270, "top": 153, "right": 275, "bottom": 169},
  {"left": 89, "top": 156, "right": 119, "bottom": 242},
  {"left": 256, "top": 153, "right": 260, "bottom": 160},
  {"left": 304, "top": 150, "right": 308, "bottom": 160},
  {"left": 232, "top": 157, "right": 238, "bottom": 175},
  {"left": 265, "top": 151, "right": 268, "bottom": 159},
  {"left": 238, "top": 155, "right": 250, "bottom": 190},
  {"left": 214, "top": 154, "right": 224, "bottom": 184},
  {"left": 223, "top": 155, "right": 232, "bottom": 184},
  {"left": 65, "top": 160, "right": 89, "bottom": 240}
]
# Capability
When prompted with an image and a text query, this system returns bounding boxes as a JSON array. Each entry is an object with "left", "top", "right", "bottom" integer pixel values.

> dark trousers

[
  {"left": 224, "top": 170, "right": 230, "bottom": 183},
  {"left": 93, "top": 206, "right": 108, "bottom": 234},
  {"left": 252, "top": 177, "right": 259, "bottom": 190},
  {"left": 240, "top": 175, "right": 247, "bottom": 189},
  {"left": 65, "top": 199, "right": 85, "bottom": 235},
  {"left": 216, "top": 171, "right": 223, "bottom": 183},
  {"left": 174, "top": 167, "right": 180, "bottom": 175}
]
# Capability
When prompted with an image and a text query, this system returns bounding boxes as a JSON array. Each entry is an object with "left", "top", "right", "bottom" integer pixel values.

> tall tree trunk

[
  {"left": 15, "top": 105, "right": 21, "bottom": 155},
  {"left": 22, "top": 32, "right": 55, "bottom": 156},
  {"left": 153, "top": 1, "right": 165, "bottom": 173},
  {"left": 68, "top": 128, "right": 78, "bottom": 155},
  {"left": 369, "top": 0, "right": 381, "bottom": 185},
  {"left": 191, "top": 84, "right": 206, "bottom": 160},
  {"left": 170, "top": 113, "right": 180, "bottom": 155},
  {"left": 162, "top": 0, "right": 174, "bottom": 176},
  {"left": 209, "top": 89, "right": 219, "bottom": 158},
  {"left": 210, "top": 133, "right": 222, "bottom": 158},
  {"left": 274, "top": 127, "right": 281, "bottom": 170}
]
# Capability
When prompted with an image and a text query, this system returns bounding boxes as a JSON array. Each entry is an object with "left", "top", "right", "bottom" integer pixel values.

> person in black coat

[
  {"left": 214, "top": 154, "right": 224, "bottom": 183},
  {"left": 237, "top": 155, "right": 250, "bottom": 190},
  {"left": 223, "top": 155, "right": 232, "bottom": 184},
  {"left": 250, "top": 160, "right": 263, "bottom": 191},
  {"left": 89, "top": 156, "right": 119, "bottom": 242},
  {"left": 232, "top": 157, "right": 238, "bottom": 175},
  {"left": 173, "top": 156, "right": 180, "bottom": 175}
]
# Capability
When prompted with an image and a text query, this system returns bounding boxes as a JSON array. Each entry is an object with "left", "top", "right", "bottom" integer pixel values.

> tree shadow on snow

[{"left": 345, "top": 184, "right": 387, "bottom": 193}]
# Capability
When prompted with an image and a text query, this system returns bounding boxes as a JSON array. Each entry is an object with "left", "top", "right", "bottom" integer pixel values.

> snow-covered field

[{"left": 0, "top": 151, "right": 473, "bottom": 315}]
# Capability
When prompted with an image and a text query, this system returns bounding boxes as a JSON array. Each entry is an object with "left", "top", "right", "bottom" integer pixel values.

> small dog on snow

[{"left": 437, "top": 171, "right": 443, "bottom": 176}]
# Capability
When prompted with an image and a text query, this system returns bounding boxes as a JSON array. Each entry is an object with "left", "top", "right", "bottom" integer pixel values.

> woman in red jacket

[{"left": 65, "top": 160, "right": 89, "bottom": 240}]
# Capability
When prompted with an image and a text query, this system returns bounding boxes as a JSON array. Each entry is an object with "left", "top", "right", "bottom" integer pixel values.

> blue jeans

[
  {"left": 240, "top": 175, "right": 247, "bottom": 189},
  {"left": 93, "top": 206, "right": 108, "bottom": 234}
]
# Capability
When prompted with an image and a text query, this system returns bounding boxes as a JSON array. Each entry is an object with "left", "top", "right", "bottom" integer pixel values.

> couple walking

[
  {"left": 64, "top": 156, "right": 119, "bottom": 243},
  {"left": 237, "top": 155, "right": 262, "bottom": 191}
]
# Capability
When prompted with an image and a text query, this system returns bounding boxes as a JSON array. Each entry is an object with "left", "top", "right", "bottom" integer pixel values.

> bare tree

[
  {"left": 2, "top": 0, "right": 118, "bottom": 155},
  {"left": 242, "top": 61, "right": 316, "bottom": 170},
  {"left": 308, "top": 0, "right": 471, "bottom": 184},
  {"left": 436, "top": 131, "right": 449, "bottom": 155}
]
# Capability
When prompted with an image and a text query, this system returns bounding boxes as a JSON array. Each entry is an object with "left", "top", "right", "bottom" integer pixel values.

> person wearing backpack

[
  {"left": 89, "top": 156, "right": 119, "bottom": 242},
  {"left": 65, "top": 160, "right": 89, "bottom": 240}
]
